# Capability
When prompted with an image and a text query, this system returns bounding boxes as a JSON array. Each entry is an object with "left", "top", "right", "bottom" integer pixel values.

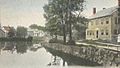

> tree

[
  {"left": 29, "top": 24, "right": 38, "bottom": 29},
  {"left": 16, "top": 26, "right": 27, "bottom": 38},
  {"left": 44, "top": 16, "right": 61, "bottom": 38},
  {"left": 43, "top": 0, "right": 85, "bottom": 44},
  {"left": 8, "top": 27, "right": 16, "bottom": 37},
  {"left": 37, "top": 25, "right": 46, "bottom": 32},
  {"left": 29, "top": 24, "right": 46, "bottom": 32},
  {"left": 73, "top": 17, "right": 88, "bottom": 40}
]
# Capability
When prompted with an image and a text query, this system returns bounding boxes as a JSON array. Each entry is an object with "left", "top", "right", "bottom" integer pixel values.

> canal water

[{"left": 0, "top": 42, "right": 116, "bottom": 68}]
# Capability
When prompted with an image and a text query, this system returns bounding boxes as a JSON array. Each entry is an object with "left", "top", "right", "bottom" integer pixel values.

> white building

[
  {"left": 0, "top": 29, "right": 5, "bottom": 37},
  {"left": 0, "top": 24, "right": 6, "bottom": 37},
  {"left": 27, "top": 28, "right": 45, "bottom": 37},
  {"left": 2, "top": 26, "right": 11, "bottom": 37}
]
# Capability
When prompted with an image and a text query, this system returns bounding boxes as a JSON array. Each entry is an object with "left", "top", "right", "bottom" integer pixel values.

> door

[{"left": 96, "top": 30, "right": 99, "bottom": 38}]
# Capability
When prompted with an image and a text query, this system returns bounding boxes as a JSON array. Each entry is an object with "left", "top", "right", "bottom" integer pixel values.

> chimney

[
  {"left": 118, "top": 0, "right": 120, "bottom": 6},
  {"left": 93, "top": 8, "right": 96, "bottom": 15}
]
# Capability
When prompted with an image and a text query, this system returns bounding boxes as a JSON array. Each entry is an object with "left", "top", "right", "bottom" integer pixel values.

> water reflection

[
  {"left": 44, "top": 47, "right": 102, "bottom": 67},
  {"left": 48, "top": 56, "right": 67, "bottom": 66},
  {"left": 0, "top": 42, "right": 115, "bottom": 68},
  {"left": 0, "top": 41, "right": 38, "bottom": 54}
]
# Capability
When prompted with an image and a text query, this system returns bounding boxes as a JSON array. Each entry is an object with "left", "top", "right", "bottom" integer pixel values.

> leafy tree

[
  {"left": 8, "top": 27, "right": 16, "bottom": 37},
  {"left": 44, "top": 16, "right": 60, "bottom": 38},
  {"left": 43, "top": 0, "right": 85, "bottom": 44},
  {"left": 73, "top": 17, "right": 88, "bottom": 40},
  {"left": 29, "top": 24, "right": 46, "bottom": 32},
  {"left": 37, "top": 25, "right": 46, "bottom": 32},
  {"left": 16, "top": 42, "right": 28, "bottom": 54},
  {"left": 16, "top": 26, "right": 27, "bottom": 38},
  {"left": 29, "top": 24, "right": 38, "bottom": 29}
]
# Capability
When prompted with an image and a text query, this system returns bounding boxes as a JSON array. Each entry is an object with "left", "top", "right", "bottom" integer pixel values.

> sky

[{"left": 0, "top": 0, "right": 118, "bottom": 28}]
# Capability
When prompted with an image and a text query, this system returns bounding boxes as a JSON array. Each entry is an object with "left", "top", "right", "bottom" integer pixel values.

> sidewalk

[{"left": 75, "top": 41, "right": 120, "bottom": 51}]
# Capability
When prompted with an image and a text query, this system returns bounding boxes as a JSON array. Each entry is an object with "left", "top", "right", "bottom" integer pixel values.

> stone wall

[{"left": 42, "top": 42, "right": 120, "bottom": 66}]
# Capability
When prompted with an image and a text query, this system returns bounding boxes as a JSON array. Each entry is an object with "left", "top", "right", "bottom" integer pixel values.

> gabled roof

[
  {"left": 3, "top": 26, "right": 11, "bottom": 31},
  {"left": 2, "top": 26, "right": 12, "bottom": 33},
  {"left": 89, "top": 6, "right": 118, "bottom": 19},
  {"left": 0, "top": 28, "right": 5, "bottom": 33}
]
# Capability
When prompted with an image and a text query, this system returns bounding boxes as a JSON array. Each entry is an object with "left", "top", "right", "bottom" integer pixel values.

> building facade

[
  {"left": 0, "top": 29, "right": 5, "bottom": 37},
  {"left": 0, "top": 23, "right": 5, "bottom": 37},
  {"left": 2, "top": 26, "right": 15, "bottom": 37},
  {"left": 86, "top": 6, "right": 119, "bottom": 41},
  {"left": 27, "top": 28, "right": 45, "bottom": 37}
]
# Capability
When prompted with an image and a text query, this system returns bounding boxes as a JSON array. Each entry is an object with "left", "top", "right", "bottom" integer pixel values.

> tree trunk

[
  {"left": 69, "top": 12, "right": 72, "bottom": 41},
  {"left": 69, "top": 21, "right": 72, "bottom": 41},
  {"left": 55, "top": 34, "right": 57, "bottom": 40},
  {"left": 118, "top": 18, "right": 120, "bottom": 34},
  {"left": 68, "top": 0, "right": 72, "bottom": 41},
  {"left": 63, "top": 60, "right": 65, "bottom": 66},
  {"left": 63, "top": 24, "right": 66, "bottom": 44}
]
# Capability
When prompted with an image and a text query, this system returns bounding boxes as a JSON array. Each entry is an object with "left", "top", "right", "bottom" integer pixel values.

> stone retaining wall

[{"left": 42, "top": 42, "right": 120, "bottom": 66}]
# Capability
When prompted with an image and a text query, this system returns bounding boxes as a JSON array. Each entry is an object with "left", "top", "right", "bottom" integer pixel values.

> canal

[{"left": 0, "top": 42, "right": 116, "bottom": 68}]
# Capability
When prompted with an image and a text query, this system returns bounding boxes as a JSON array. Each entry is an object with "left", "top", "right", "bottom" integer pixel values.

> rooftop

[{"left": 89, "top": 6, "right": 118, "bottom": 19}]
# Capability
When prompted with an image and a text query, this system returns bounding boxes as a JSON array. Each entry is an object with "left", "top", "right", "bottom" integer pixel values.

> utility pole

[
  {"left": 116, "top": 1, "right": 120, "bottom": 67},
  {"left": 0, "top": 6, "right": 1, "bottom": 28},
  {"left": 117, "top": 0, "right": 120, "bottom": 44},
  {"left": 118, "top": 0, "right": 120, "bottom": 34}
]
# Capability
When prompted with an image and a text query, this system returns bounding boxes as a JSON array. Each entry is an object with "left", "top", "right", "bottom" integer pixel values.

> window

[
  {"left": 92, "top": 32, "right": 94, "bottom": 35},
  {"left": 96, "top": 31, "right": 99, "bottom": 38},
  {"left": 101, "top": 32, "right": 104, "bottom": 35},
  {"left": 106, "top": 32, "right": 109, "bottom": 35},
  {"left": 101, "top": 22, "right": 103, "bottom": 24},
  {"left": 96, "top": 22, "right": 98, "bottom": 25},
  {"left": 87, "top": 31, "right": 89, "bottom": 35},
  {"left": 118, "top": 19, "right": 120, "bottom": 24},
  {"left": 106, "top": 21, "right": 109, "bottom": 24},
  {"left": 101, "top": 30, "right": 104, "bottom": 35},
  {"left": 95, "top": 20, "right": 98, "bottom": 25},
  {"left": 91, "top": 22, "right": 93, "bottom": 25},
  {"left": 114, "top": 29, "right": 118, "bottom": 35},
  {"left": 106, "top": 30, "right": 109, "bottom": 35},
  {"left": 90, "top": 32, "right": 92, "bottom": 35}
]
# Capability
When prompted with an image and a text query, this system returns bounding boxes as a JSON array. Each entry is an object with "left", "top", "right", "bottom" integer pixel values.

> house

[
  {"left": 0, "top": 29, "right": 5, "bottom": 37},
  {"left": 86, "top": 6, "right": 120, "bottom": 41},
  {"left": 0, "top": 24, "right": 5, "bottom": 37},
  {"left": 2, "top": 26, "right": 11, "bottom": 37},
  {"left": 27, "top": 28, "right": 45, "bottom": 37}
]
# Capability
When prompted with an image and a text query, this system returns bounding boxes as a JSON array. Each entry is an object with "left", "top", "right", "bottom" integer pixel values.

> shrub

[
  {"left": 49, "top": 38, "right": 64, "bottom": 44},
  {"left": 67, "top": 40, "right": 75, "bottom": 45}
]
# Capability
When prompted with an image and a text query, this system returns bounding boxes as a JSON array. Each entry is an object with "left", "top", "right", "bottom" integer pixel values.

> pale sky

[{"left": 0, "top": 0, "right": 118, "bottom": 27}]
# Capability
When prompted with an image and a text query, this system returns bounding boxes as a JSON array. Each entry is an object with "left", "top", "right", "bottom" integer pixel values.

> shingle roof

[{"left": 89, "top": 6, "right": 118, "bottom": 19}]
